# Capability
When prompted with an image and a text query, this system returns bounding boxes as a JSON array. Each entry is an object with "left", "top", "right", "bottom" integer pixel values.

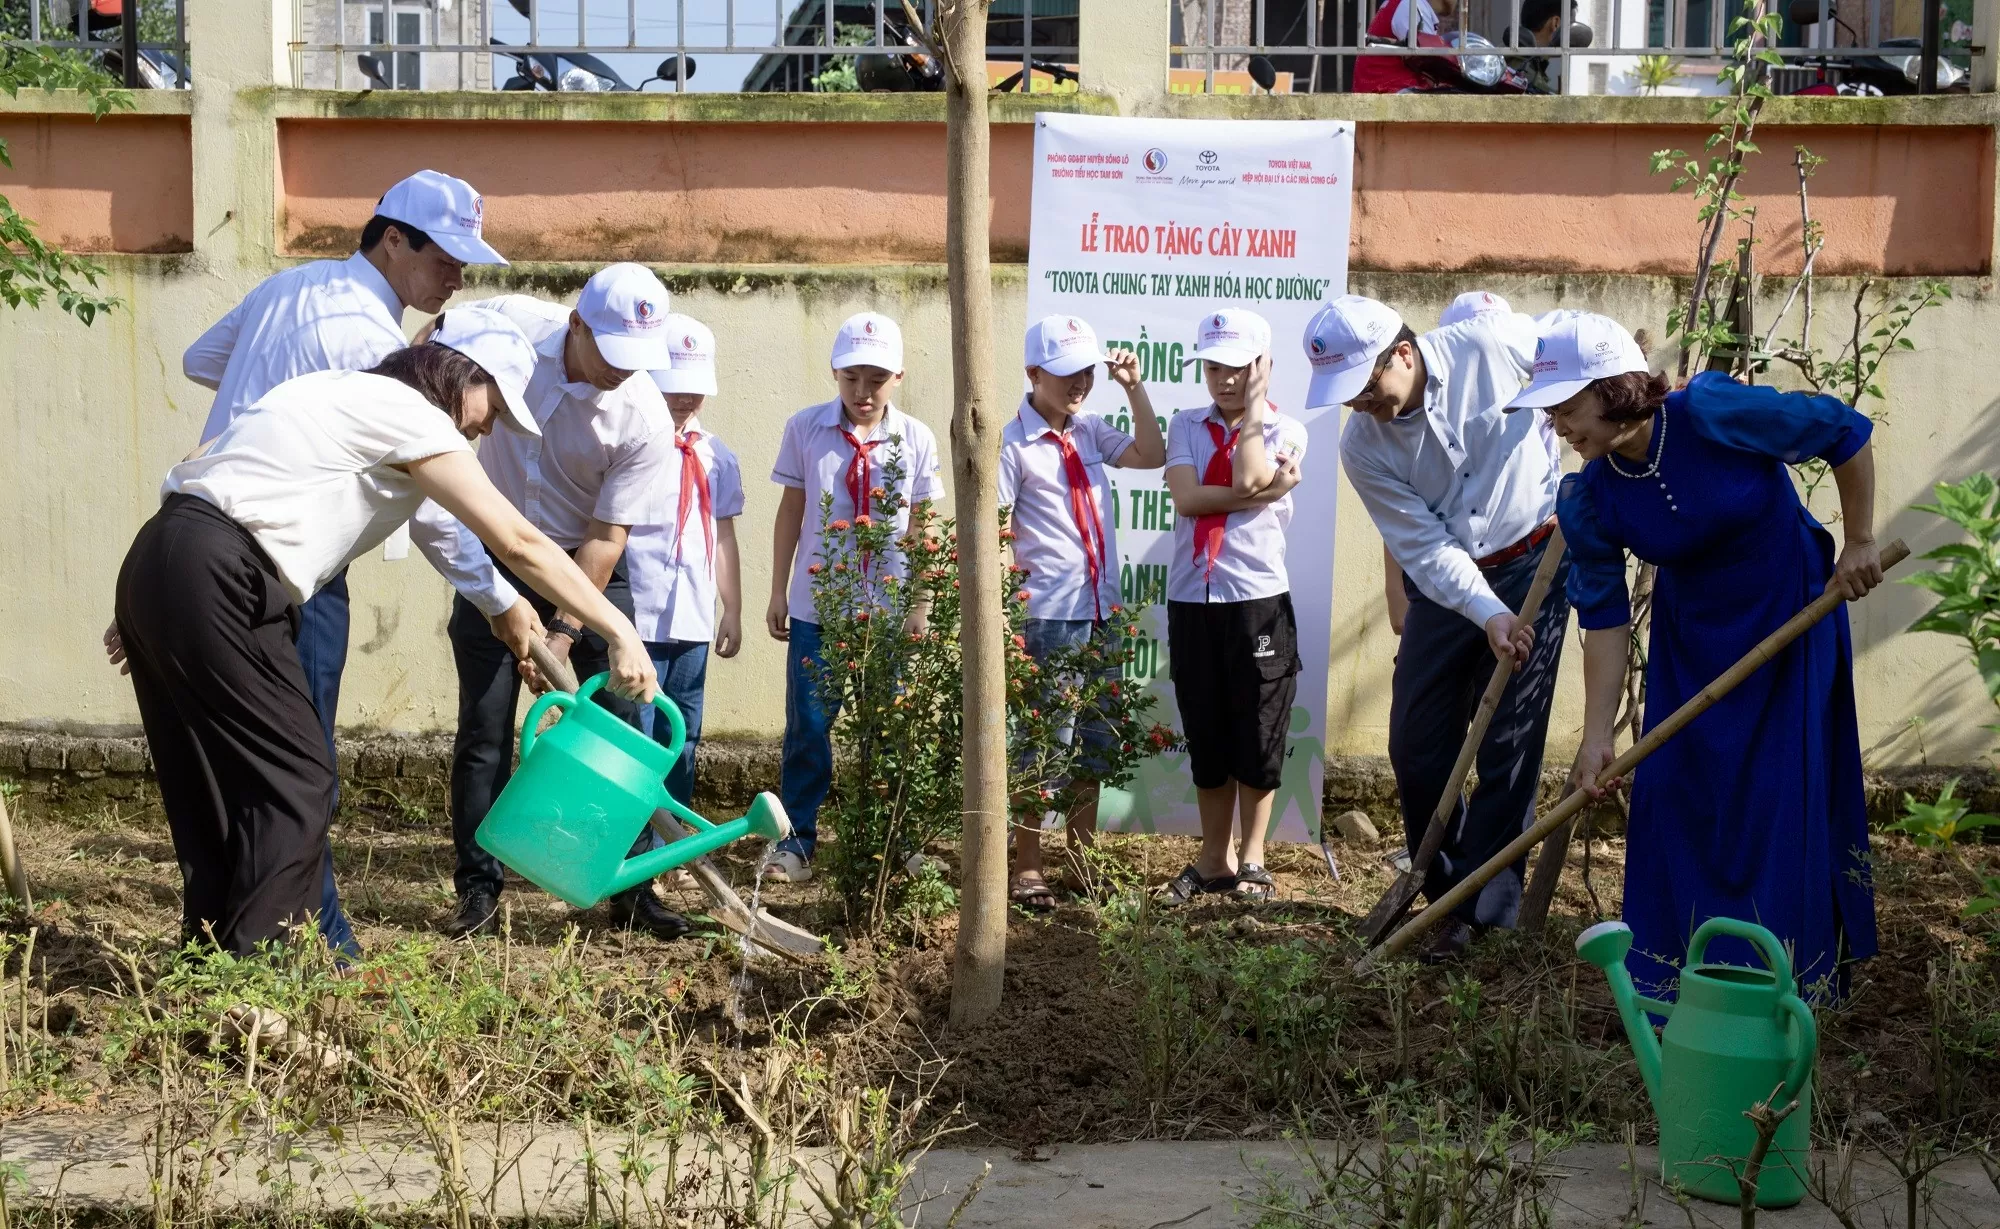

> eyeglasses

[{"left": 1346, "top": 354, "right": 1396, "bottom": 408}]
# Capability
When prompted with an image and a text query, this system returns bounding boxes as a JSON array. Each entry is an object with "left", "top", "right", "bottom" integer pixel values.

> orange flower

[{"left": 830, "top": 519, "right": 851, "bottom": 531}]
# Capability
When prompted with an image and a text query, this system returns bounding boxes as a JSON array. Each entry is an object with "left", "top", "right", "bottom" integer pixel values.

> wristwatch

[{"left": 548, "top": 618, "right": 585, "bottom": 643}]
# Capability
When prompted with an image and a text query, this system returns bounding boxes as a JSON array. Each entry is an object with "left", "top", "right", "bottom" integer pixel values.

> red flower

[
  {"left": 835, "top": 562, "right": 849, "bottom": 573},
  {"left": 807, "top": 563, "right": 824, "bottom": 575},
  {"left": 855, "top": 514, "right": 873, "bottom": 527},
  {"left": 1109, "top": 683, "right": 1121, "bottom": 698},
  {"left": 1109, "top": 604, "right": 1124, "bottom": 615},
  {"left": 1012, "top": 634, "right": 1027, "bottom": 649},
  {"left": 856, "top": 611, "right": 871, "bottom": 623},
  {"left": 1000, "top": 529, "right": 1016, "bottom": 541},
  {"left": 1015, "top": 589, "right": 1031, "bottom": 602},
  {"left": 836, "top": 641, "right": 849, "bottom": 650},
  {"left": 870, "top": 485, "right": 886, "bottom": 498}
]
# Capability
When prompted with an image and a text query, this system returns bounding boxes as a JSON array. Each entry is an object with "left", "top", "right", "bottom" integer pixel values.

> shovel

[
  {"left": 523, "top": 639, "right": 823, "bottom": 960},
  {"left": 1357, "top": 539, "right": 1909, "bottom": 973},
  {"left": 1356, "top": 526, "right": 1567, "bottom": 948}
]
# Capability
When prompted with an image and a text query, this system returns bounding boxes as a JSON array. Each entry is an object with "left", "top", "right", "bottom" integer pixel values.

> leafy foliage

[
  {"left": 0, "top": 39, "right": 131, "bottom": 323},
  {"left": 808, "top": 21, "right": 875, "bottom": 93},
  {"left": 1891, "top": 779, "right": 2000, "bottom": 848}
]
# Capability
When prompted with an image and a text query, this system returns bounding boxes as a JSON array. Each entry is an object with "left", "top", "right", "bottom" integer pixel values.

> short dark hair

[
  {"left": 1521, "top": 0, "right": 1570, "bottom": 27},
  {"left": 359, "top": 215, "right": 435, "bottom": 254},
  {"left": 366, "top": 340, "right": 496, "bottom": 418},
  {"left": 1374, "top": 324, "right": 1419, "bottom": 369},
  {"left": 1590, "top": 370, "right": 1672, "bottom": 423}
]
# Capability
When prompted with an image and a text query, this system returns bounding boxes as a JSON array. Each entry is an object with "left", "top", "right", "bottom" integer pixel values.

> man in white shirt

[
  {"left": 424, "top": 263, "right": 682, "bottom": 939},
  {"left": 178, "top": 168, "right": 522, "bottom": 958},
  {"left": 1315, "top": 294, "right": 1570, "bottom": 961},
  {"left": 625, "top": 314, "right": 744, "bottom": 809}
]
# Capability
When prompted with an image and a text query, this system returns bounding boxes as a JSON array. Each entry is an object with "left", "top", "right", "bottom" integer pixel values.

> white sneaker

[{"left": 761, "top": 849, "right": 813, "bottom": 883}]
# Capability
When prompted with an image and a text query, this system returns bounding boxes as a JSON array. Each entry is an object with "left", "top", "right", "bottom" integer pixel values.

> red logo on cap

[
  {"left": 863, "top": 320, "right": 876, "bottom": 335},
  {"left": 682, "top": 334, "right": 696, "bottom": 349},
  {"left": 636, "top": 300, "right": 655, "bottom": 321},
  {"left": 472, "top": 195, "right": 484, "bottom": 228},
  {"left": 1212, "top": 314, "right": 1225, "bottom": 328},
  {"left": 1067, "top": 318, "right": 1081, "bottom": 332}
]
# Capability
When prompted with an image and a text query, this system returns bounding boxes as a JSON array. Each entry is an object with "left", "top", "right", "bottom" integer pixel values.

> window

[{"left": 365, "top": 8, "right": 423, "bottom": 89}]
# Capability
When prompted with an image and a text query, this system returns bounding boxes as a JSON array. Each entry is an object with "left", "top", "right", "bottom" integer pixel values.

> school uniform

[
  {"left": 998, "top": 399, "right": 1135, "bottom": 776},
  {"left": 1163, "top": 404, "right": 1309, "bottom": 792},
  {"left": 118, "top": 371, "right": 484, "bottom": 954},
  {"left": 421, "top": 291, "right": 675, "bottom": 906},
  {"left": 625, "top": 417, "right": 744, "bottom": 806},
  {"left": 1340, "top": 312, "right": 1569, "bottom": 930},
  {"left": 770, "top": 398, "right": 945, "bottom": 855}
]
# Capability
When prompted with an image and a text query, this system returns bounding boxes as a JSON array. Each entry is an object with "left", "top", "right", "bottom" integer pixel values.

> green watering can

[
  {"left": 1577, "top": 917, "right": 1817, "bottom": 1208},
  {"left": 475, "top": 672, "right": 791, "bottom": 910}
]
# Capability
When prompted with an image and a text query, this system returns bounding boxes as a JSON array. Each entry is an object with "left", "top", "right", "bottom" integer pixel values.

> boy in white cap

[
  {"left": 999, "top": 315, "right": 1165, "bottom": 911},
  {"left": 1159, "top": 308, "right": 1307, "bottom": 907},
  {"left": 175, "top": 168, "right": 518, "bottom": 959},
  {"left": 1437, "top": 289, "right": 1512, "bottom": 329},
  {"left": 1315, "top": 293, "right": 1568, "bottom": 962},
  {"left": 762, "top": 311, "right": 945, "bottom": 882},
  {"left": 418, "top": 262, "right": 689, "bottom": 940},
  {"left": 625, "top": 314, "right": 744, "bottom": 809}
]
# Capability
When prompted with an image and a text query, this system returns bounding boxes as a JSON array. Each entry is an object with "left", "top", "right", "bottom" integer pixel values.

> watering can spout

[
  {"left": 1576, "top": 921, "right": 1667, "bottom": 1113},
  {"left": 744, "top": 793, "right": 793, "bottom": 844}
]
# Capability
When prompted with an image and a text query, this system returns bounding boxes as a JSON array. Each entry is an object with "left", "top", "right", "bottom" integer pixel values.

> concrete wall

[{"left": 4, "top": 1, "right": 2000, "bottom": 769}]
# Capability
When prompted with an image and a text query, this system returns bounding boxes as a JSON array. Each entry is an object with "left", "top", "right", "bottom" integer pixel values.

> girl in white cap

[
  {"left": 1160, "top": 307, "right": 1307, "bottom": 905},
  {"left": 1519, "top": 312, "right": 1883, "bottom": 1002},
  {"left": 106, "top": 309, "right": 655, "bottom": 957}
]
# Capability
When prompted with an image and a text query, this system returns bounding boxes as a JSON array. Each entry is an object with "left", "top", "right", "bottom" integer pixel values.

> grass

[{"left": 0, "top": 778, "right": 1996, "bottom": 1225}]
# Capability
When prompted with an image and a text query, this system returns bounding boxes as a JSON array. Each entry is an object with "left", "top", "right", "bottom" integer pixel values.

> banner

[{"left": 1026, "top": 113, "right": 1353, "bottom": 842}]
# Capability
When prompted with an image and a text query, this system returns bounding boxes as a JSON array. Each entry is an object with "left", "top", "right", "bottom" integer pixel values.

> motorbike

[
  {"left": 1364, "top": 30, "right": 1539, "bottom": 93},
  {"left": 40, "top": 0, "right": 186, "bottom": 88},
  {"left": 1781, "top": 0, "right": 1968, "bottom": 93}
]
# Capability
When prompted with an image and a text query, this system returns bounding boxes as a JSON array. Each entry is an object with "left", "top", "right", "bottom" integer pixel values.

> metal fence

[
  {"left": 290, "top": 0, "right": 1081, "bottom": 93},
  {"left": 3, "top": 0, "right": 190, "bottom": 88},
  {"left": 1170, "top": 0, "right": 1978, "bottom": 95}
]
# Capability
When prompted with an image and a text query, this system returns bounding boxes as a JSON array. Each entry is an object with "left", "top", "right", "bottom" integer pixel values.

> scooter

[
  {"left": 1782, "top": 0, "right": 1968, "bottom": 93},
  {"left": 1364, "top": 30, "right": 1539, "bottom": 93}
]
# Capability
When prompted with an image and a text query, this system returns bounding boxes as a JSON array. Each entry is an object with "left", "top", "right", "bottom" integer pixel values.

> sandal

[
  {"left": 1162, "top": 864, "right": 1238, "bottom": 905},
  {"left": 1010, "top": 873, "right": 1057, "bottom": 915},
  {"left": 1233, "top": 864, "right": 1276, "bottom": 902}
]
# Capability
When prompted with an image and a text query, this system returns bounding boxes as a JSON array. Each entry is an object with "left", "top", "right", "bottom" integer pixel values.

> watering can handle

[
  {"left": 576, "top": 671, "right": 688, "bottom": 761},
  {"left": 1777, "top": 993, "right": 1817, "bottom": 1104},
  {"left": 1685, "top": 916, "right": 1796, "bottom": 989},
  {"left": 518, "top": 689, "right": 576, "bottom": 760}
]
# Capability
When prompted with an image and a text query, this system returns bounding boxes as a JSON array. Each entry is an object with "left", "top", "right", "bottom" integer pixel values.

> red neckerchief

[
  {"left": 840, "top": 420, "right": 885, "bottom": 573},
  {"left": 672, "top": 428, "right": 715, "bottom": 575},
  {"left": 1192, "top": 417, "right": 1241, "bottom": 579},
  {"left": 1043, "top": 420, "right": 1107, "bottom": 619}
]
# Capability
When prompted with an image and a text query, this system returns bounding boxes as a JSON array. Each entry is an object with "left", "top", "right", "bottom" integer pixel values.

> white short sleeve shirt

[
  {"left": 997, "top": 400, "right": 1135, "bottom": 622},
  {"left": 164, "top": 371, "right": 473, "bottom": 606},
  {"left": 772, "top": 399, "right": 946, "bottom": 625},
  {"left": 627, "top": 418, "right": 745, "bottom": 644},
  {"left": 1164, "top": 405, "right": 1309, "bottom": 604}
]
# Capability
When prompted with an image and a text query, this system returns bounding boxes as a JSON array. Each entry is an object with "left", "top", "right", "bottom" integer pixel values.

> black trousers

[
  {"left": 115, "top": 495, "right": 334, "bottom": 955},
  {"left": 447, "top": 552, "right": 644, "bottom": 900},
  {"left": 1388, "top": 540, "right": 1570, "bottom": 929}
]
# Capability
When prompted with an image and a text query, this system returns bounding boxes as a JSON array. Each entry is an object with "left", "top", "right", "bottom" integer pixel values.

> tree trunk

[{"left": 942, "top": 0, "right": 1008, "bottom": 1030}]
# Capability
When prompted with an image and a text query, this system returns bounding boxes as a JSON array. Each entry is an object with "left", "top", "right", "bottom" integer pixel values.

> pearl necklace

[{"left": 1606, "top": 407, "right": 1678, "bottom": 513}]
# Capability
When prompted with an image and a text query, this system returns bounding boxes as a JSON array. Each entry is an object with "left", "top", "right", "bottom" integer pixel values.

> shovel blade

[{"left": 1359, "top": 871, "right": 1422, "bottom": 947}]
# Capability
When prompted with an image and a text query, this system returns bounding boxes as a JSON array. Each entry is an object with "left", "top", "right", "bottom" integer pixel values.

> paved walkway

[{"left": 2, "top": 1115, "right": 1995, "bottom": 1226}]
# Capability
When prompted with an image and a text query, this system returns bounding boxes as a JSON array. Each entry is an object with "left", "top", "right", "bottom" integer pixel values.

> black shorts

[{"left": 1167, "top": 593, "right": 1301, "bottom": 792}]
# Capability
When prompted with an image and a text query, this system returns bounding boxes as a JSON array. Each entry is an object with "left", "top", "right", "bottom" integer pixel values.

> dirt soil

[{"left": 2, "top": 779, "right": 1996, "bottom": 1144}]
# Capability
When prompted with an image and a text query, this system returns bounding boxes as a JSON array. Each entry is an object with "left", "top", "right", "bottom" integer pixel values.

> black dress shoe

[
  {"left": 1419, "top": 919, "right": 1474, "bottom": 966},
  {"left": 446, "top": 888, "right": 500, "bottom": 939},
  {"left": 608, "top": 887, "right": 692, "bottom": 940}
]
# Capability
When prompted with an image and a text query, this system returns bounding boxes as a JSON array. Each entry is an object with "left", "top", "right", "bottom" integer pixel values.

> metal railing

[
  {"left": 3, "top": 0, "right": 190, "bottom": 88},
  {"left": 1170, "top": 0, "right": 1978, "bottom": 94},
  {"left": 290, "top": 0, "right": 1080, "bottom": 93}
]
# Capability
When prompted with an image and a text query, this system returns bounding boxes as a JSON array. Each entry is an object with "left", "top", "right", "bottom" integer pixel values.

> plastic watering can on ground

[
  {"left": 1576, "top": 917, "right": 1817, "bottom": 1208},
  {"left": 475, "top": 673, "right": 790, "bottom": 909}
]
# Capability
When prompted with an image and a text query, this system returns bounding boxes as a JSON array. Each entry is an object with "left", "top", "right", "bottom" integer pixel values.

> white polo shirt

[
  {"left": 626, "top": 418, "right": 745, "bottom": 644},
  {"left": 772, "top": 398, "right": 945, "bottom": 626},
  {"left": 1340, "top": 312, "right": 1556, "bottom": 628},
  {"left": 1164, "top": 405, "right": 1309, "bottom": 605},
  {"left": 165, "top": 371, "right": 473, "bottom": 606},
  {"left": 997, "top": 399, "right": 1135, "bottom": 622}
]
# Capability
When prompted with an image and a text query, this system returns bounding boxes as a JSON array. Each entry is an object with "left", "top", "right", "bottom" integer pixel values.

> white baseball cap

[
  {"left": 830, "top": 311, "right": 904, "bottom": 372},
  {"left": 374, "top": 170, "right": 508, "bottom": 266},
  {"left": 1025, "top": 313, "right": 1108, "bottom": 377},
  {"left": 1301, "top": 295, "right": 1404, "bottom": 409},
  {"left": 574, "top": 263, "right": 673, "bottom": 372},
  {"left": 1190, "top": 308, "right": 1272, "bottom": 368},
  {"left": 1508, "top": 312, "right": 1650, "bottom": 411},
  {"left": 1439, "top": 290, "right": 1511, "bottom": 328},
  {"left": 431, "top": 305, "right": 540, "bottom": 436},
  {"left": 650, "top": 313, "right": 718, "bottom": 396}
]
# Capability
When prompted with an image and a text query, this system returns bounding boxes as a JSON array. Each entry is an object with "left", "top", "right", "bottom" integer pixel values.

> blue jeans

[
  {"left": 777, "top": 619, "right": 839, "bottom": 857},
  {"left": 641, "top": 640, "right": 709, "bottom": 808},
  {"left": 294, "top": 571, "right": 359, "bottom": 959},
  {"left": 1017, "top": 618, "right": 1119, "bottom": 786}
]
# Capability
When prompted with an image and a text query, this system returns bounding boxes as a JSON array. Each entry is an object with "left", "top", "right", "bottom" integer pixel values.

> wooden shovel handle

[
  {"left": 1359, "top": 538, "right": 1909, "bottom": 971},
  {"left": 524, "top": 637, "right": 580, "bottom": 695}
]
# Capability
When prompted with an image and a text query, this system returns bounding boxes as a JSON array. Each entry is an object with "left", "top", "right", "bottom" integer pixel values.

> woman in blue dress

[{"left": 1509, "top": 313, "right": 1884, "bottom": 999}]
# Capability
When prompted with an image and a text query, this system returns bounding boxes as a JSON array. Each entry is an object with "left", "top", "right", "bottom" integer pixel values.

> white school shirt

[
  {"left": 183, "top": 250, "right": 520, "bottom": 615},
  {"left": 771, "top": 398, "right": 946, "bottom": 625},
  {"left": 411, "top": 294, "right": 675, "bottom": 610},
  {"left": 997, "top": 399, "right": 1136, "bottom": 622},
  {"left": 163, "top": 371, "right": 473, "bottom": 606},
  {"left": 1339, "top": 312, "right": 1558, "bottom": 628},
  {"left": 626, "top": 418, "right": 745, "bottom": 644},
  {"left": 1163, "top": 405, "right": 1310, "bottom": 604}
]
